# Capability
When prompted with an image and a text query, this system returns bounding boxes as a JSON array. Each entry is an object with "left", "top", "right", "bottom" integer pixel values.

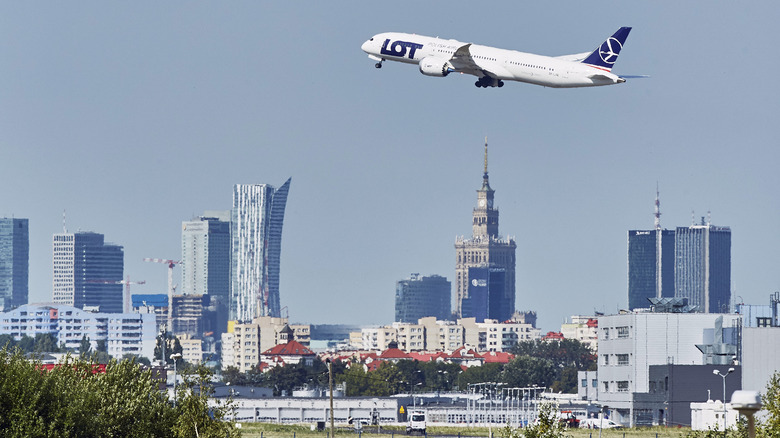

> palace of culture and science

[{"left": 454, "top": 140, "right": 517, "bottom": 320}]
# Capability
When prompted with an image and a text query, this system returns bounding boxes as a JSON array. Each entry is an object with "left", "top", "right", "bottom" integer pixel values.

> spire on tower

[
  {"left": 484, "top": 136, "right": 488, "bottom": 177},
  {"left": 482, "top": 137, "right": 491, "bottom": 190},
  {"left": 654, "top": 183, "right": 661, "bottom": 230}
]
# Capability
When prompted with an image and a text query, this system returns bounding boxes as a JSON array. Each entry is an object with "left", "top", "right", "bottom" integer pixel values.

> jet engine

[{"left": 418, "top": 57, "right": 452, "bottom": 77}]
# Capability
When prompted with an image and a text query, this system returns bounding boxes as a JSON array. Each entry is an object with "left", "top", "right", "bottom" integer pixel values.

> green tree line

[
  {"left": 222, "top": 339, "right": 596, "bottom": 396},
  {"left": 0, "top": 347, "right": 239, "bottom": 438}
]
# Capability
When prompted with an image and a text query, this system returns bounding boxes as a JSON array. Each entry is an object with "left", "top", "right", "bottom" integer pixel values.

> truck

[{"left": 406, "top": 409, "right": 426, "bottom": 435}]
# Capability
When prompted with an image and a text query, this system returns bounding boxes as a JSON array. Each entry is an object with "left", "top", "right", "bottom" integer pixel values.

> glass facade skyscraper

[
  {"left": 395, "top": 274, "right": 451, "bottom": 323},
  {"left": 674, "top": 223, "right": 731, "bottom": 313},
  {"left": 0, "top": 218, "right": 29, "bottom": 311},
  {"left": 628, "top": 219, "right": 731, "bottom": 313},
  {"left": 52, "top": 232, "right": 124, "bottom": 313},
  {"left": 230, "top": 178, "right": 291, "bottom": 322},
  {"left": 181, "top": 214, "right": 230, "bottom": 300},
  {"left": 627, "top": 229, "right": 675, "bottom": 310}
]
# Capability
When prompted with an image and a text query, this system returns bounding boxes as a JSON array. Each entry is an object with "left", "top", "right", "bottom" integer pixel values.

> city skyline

[{"left": 2, "top": 3, "right": 780, "bottom": 331}]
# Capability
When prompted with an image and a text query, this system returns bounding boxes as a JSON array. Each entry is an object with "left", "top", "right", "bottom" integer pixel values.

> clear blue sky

[{"left": 2, "top": 2, "right": 779, "bottom": 331}]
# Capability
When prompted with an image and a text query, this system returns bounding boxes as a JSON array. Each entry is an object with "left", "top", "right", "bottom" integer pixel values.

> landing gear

[
  {"left": 375, "top": 62, "right": 382, "bottom": 69},
  {"left": 474, "top": 77, "right": 504, "bottom": 88}
]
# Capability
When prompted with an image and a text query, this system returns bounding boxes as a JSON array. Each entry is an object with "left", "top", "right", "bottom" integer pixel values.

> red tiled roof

[
  {"left": 542, "top": 331, "right": 564, "bottom": 340},
  {"left": 586, "top": 318, "right": 598, "bottom": 328},
  {"left": 262, "top": 340, "right": 315, "bottom": 356},
  {"left": 379, "top": 348, "right": 411, "bottom": 359},
  {"left": 480, "top": 351, "right": 514, "bottom": 363},
  {"left": 449, "top": 346, "right": 480, "bottom": 358}
]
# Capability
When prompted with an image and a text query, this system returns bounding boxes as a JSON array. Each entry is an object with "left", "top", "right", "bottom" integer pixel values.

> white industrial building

[{"left": 597, "top": 311, "right": 741, "bottom": 427}]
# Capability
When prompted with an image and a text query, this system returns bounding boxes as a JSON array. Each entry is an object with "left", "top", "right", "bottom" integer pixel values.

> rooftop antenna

[
  {"left": 691, "top": 210, "right": 696, "bottom": 226},
  {"left": 63, "top": 209, "right": 67, "bottom": 233},
  {"left": 654, "top": 183, "right": 662, "bottom": 230},
  {"left": 707, "top": 210, "right": 712, "bottom": 226}
]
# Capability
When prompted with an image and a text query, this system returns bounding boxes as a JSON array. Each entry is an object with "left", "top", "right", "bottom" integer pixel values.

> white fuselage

[{"left": 361, "top": 32, "right": 624, "bottom": 88}]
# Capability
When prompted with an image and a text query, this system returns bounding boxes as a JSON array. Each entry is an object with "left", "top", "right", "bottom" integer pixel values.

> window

[
  {"left": 592, "top": 379, "right": 598, "bottom": 388},
  {"left": 603, "top": 355, "right": 610, "bottom": 365},
  {"left": 582, "top": 379, "right": 587, "bottom": 388},
  {"left": 617, "top": 381, "right": 629, "bottom": 392},
  {"left": 603, "top": 381, "right": 610, "bottom": 392},
  {"left": 617, "top": 354, "right": 629, "bottom": 365},
  {"left": 617, "top": 326, "right": 629, "bottom": 339},
  {"left": 603, "top": 328, "right": 610, "bottom": 340}
]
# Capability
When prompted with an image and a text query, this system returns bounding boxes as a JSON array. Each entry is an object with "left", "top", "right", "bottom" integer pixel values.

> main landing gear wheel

[
  {"left": 375, "top": 62, "right": 382, "bottom": 68},
  {"left": 474, "top": 81, "right": 482, "bottom": 88},
  {"left": 498, "top": 80, "right": 504, "bottom": 87}
]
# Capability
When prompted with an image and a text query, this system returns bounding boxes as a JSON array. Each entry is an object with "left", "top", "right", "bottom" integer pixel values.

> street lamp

[
  {"left": 171, "top": 353, "right": 182, "bottom": 407},
  {"left": 713, "top": 367, "right": 735, "bottom": 435}
]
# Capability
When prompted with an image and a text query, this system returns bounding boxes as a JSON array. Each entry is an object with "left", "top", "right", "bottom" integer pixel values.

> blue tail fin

[{"left": 581, "top": 27, "right": 632, "bottom": 71}]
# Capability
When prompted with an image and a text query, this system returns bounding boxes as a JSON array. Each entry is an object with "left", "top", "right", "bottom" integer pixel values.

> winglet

[{"left": 581, "top": 27, "right": 632, "bottom": 71}]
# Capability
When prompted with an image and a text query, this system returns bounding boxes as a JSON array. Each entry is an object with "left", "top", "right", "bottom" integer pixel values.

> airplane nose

[{"left": 361, "top": 40, "right": 371, "bottom": 53}]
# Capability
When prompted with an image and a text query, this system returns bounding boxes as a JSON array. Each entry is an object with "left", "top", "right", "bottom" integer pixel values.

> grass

[{"left": 236, "top": 423, "right": 691, "bottom": 438}]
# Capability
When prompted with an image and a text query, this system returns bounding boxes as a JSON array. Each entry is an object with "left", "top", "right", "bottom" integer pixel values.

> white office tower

[{"left": 230, "top": 179, "right": 291, "bottom": 322}]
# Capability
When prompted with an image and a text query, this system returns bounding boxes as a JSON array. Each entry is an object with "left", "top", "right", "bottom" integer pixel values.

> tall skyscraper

[
  {"left": 230, "top": 178, "right": 291, "bottom": 322},
  {"left": 181, "top": 214, "right": 230, "bottom": 299},
  {"left": 627, "top": 191, "right": 731, "bottom": 313},
  {"left": 52, "top": 231, "right": 124, "bottom": 313},
  {"left": 182, "top": 214, "right": 230, "bottom": 336},
  {"left": 455, "top": 140, "right": 516, "bottom": 317},
  {"left": 0, "top": 218, "right": 29, "bottom": 311},
  {"left": 627, "top": 189, "right": 675, "bottom": 310},
  {"left": 395, "top": 274, "right": 451, "bottom": 323},
  {"left": 674, "top": 219, "right": 731, "bottom": 313}
]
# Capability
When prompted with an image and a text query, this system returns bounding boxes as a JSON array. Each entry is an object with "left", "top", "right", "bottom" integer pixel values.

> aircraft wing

[
  {"left": 555, "top": 51, "right": 591, "bottom": 63},
  {"left": 447, "top": 43, "right": 503, "bottom": 79}
]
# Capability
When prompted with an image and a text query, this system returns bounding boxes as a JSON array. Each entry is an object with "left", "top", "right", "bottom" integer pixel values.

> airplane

[{"left": 361, "top": 27, "right": 636, "bottom": 88}]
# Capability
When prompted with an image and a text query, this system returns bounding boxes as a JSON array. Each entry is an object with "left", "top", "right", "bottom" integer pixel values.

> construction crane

[
  {"left": 87, "top": 276, "right": 146, "bottom": 313},
  {"left": 143, "top": 258, "right": 181, "bottom": 331}
]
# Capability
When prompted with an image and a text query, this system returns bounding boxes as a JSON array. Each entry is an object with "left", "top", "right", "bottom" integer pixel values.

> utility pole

[{"left": 328, "top": 358, "right": 335, "bottom": 438}]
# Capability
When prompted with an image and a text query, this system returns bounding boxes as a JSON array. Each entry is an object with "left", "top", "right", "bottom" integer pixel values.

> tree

[
  {"left": 173, "top": 365, "right": 239, "bottom": 437},
  {"left": 154, "top": 332, "right": 183, "bottom": 366},
  {"left": 0, "top": 334, "right": 15, "bottom": 349},
  {"left": 459, "top": 362, "right": 504, "bottom": 388},
  {"left": 501, "top": 356, "right": 556, "bottom": 388},
  {"left": 500, "top": 402, "right": 568, "bottom": 438},
  {"left": 33, "top": 333, "right": 60, "bottom": 353},
  {"left": 511, "top": 339, "right": 596, "bottom": 393},
  {"left": 16, "top": 335, "right": 34, "bottom": 353},
  {"left": 0, "top": 347, "right": 239, "bottom": 437},
  {"left": 79, "top": 335, "right": 92, "bottom": 358},
  {"left": 759, "top": 371, "right": 780, "bottom": 437}
]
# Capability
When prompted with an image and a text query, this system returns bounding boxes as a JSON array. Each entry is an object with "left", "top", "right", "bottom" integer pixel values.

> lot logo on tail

[
  {"left": 599, "top": 37, "right": 623, "bottom": 65},
  {"left": 381, "top": 39, "right": 423, "bottom": 59}
]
